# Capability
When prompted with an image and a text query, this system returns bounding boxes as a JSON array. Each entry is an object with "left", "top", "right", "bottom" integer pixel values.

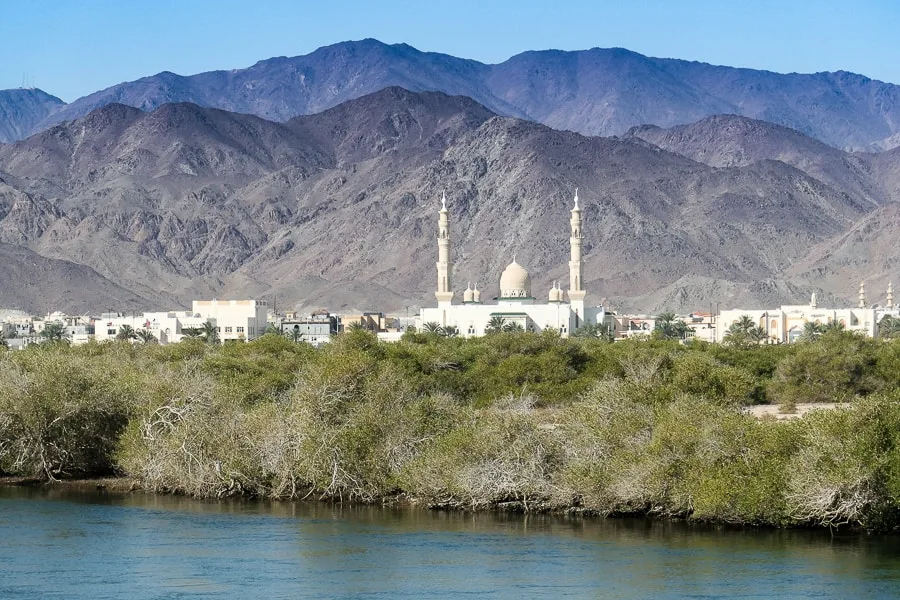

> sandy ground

[{"left": 745, "top": 403, "right": 845, "bottom": 420}]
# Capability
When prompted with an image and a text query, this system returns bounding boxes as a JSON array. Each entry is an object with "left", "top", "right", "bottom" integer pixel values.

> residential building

[{"left": 193, "top": 299, "right": 268, "bottom": 343}]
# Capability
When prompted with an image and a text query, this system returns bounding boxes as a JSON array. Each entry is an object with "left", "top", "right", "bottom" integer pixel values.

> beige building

[
  {"left": 717, "top": 287, "right": 877, "bottom": 343},
  {"left": 419, "top": 191, "right": 608, "bottom": 336}
]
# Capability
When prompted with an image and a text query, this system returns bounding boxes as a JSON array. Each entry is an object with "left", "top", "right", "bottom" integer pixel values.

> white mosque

[{"left": 418, "top": 190, "right": 607, "bottom": 337}]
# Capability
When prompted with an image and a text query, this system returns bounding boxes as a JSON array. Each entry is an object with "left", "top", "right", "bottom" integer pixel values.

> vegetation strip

[{"left": 2, "top": 328, "right": 900, "bottom": 531}]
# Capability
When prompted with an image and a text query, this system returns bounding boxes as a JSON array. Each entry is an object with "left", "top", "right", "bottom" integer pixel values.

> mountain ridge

[
  {"left": 1, "top": 88, "right": 899, "bottom": 314},
  {"left": 4, "top": 39, "right": 900, "bottom": 151}
]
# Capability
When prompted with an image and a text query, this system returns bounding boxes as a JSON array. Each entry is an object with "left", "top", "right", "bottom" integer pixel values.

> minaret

[
  {"left": 567, "top": 189, "right": 586, "bottom": 332},
  {"left": 859, "top": 281, "right": 866, "bottom": 309},
  {"left": 435, "top": 192, "right": 453, "bottom": 307},
  {"left": 888, "top": 281, "right": 894, "bottom": 309},
  {"left": 568, "top": 189, "right": 586, "bottom": 305},
  {"left": 810, "top": 292, "right": 817, "bottom": 309}
]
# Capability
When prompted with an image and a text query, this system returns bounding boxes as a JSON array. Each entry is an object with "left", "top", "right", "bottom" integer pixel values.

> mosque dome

[
  {"left": 500, "top": 260, "right": 531, "bottom": 298},
  {"left": 463, "top": 284, "right": 474, "bottom": 303}
]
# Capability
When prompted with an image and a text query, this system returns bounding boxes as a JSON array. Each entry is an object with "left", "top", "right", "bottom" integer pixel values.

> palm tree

[
  {"left": 723, "top": 315, "right": 757, "bottom": 348},
  {"left": 800, "top": 321, "right": 825, "bottom": 342},
  {"left": 733, "top": 315, "right": 755, "bottom": 334},
  {"left": 502, "top": 321, "right": 525, "bottom": 333},
  {"left": 423, "top": 321, "right": 444, "bottom": 335},
  {"left": 201, "top": 321, "right": 219, "bottom": 344},
  {"left": 40, "top": 322, "right": 65, "bottom": 343},
  {"left": 822, "top": 321, "right": 845, "bottom": 334},
  {"left": 181, "top": 327, "right": 202, "bottom": 340},
  {"left": 264, "top": 323, "right": 281, "bottom": 336},
  {"left": 879, "top": 315, "right": 900, "bottom": 339},
  {"left": 442, "top": 325, "right": 459, "bottom": 338},
  {"left": 654, "top": 312, "right": 689, "bottom": 340},
  {"left": 347, "top": 321, "right": 366, "bottom": 332},
  {"left": 136, "top": 329, "right": 157, "bottom": 344},
  {"left": 485, "top": 316, "right": 506, "bottom": 335},
  {"left": 116, "top": 324, "right": 138, "bottom": 341},
  {"left": 747, "top": 325, "right": 769, "bottom": 344}
]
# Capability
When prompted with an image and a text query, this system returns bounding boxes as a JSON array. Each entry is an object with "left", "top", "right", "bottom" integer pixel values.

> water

[{"left": 1, "top": 485, "right": 899, "bottom": 599}]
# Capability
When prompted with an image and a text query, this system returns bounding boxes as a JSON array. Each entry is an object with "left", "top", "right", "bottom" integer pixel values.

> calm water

[{"left": 1, "top": 486, "right": 899, "bottom": 599}]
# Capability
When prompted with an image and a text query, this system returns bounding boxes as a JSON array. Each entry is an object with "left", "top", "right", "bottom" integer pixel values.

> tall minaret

[
  {"left": 568, "top": 189, "right": 586, "bottom": 303},
  {"left": 435, "top": 192, "right": 453, "bottom": 307},
  {"left": 888, "top": 281, "right": 894, "bottom": 309},
  {"left": 859, "top": 281, "right": 866, "bottom": 309}
]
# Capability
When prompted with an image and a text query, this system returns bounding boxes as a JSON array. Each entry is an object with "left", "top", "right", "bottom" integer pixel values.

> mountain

[
  {"left": 0, "top": 89, "right": 65, "bottom": 143},
  {"left": 1, "top": 87, "right": 898, "bottom": 314},
  {"left": 0, "top": 242, "right": 152, "bottom": 314},
  {"left": 4, "top": 39, "right": 900, "bottom": 151},
  {"left": 625, "top": 115, "right": 890, "bottom": 206}
]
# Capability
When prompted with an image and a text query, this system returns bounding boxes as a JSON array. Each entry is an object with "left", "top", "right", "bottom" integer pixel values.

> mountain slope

[
  {"left": 0, "top": 89, "right": 65, "bottom": 143},
  {"left": 625, "top": 115, "right": 889, "bottom": 205},
  {"left": 0, "top": 242, "right": 154, "bottom": 314},
  {"left": 13, "top": 39, "right": 900, "bottom": 151},
  {"left": 0, "top": 88, "right": 896, "bottom": 313}
]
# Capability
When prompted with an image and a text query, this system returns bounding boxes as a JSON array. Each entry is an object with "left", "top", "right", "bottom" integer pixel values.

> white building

[
  {"left": 93, "top": 311, "right": 210, "bottom": 344},
  {"left": 419, "top": 191, "right": 606, "bottom": 336},
  {"left": 193, "top": 299, "right": 268, "bottom": 342}
]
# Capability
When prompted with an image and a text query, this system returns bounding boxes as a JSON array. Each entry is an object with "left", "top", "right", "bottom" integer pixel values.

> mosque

[{"left": 418, "top": 190, "right": 607, "bottom": 337}]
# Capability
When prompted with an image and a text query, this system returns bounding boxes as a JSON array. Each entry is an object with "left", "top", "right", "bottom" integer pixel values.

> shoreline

[{"left": 0, "top": 476, "right": 877, "bottom": 534}]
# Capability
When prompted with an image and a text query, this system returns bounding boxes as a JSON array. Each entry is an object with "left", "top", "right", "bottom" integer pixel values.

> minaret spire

[
  {"left": 435, "top": 193, "right": 453, "bottom": 306},
  {"left": 568, "top": 189, "right": 586, "bottom": 305},
  {"left": 888, "top": 281, "right": 894, "bottom": 309},
  {"left": 859, "top": 281, "right": 866, "bottom": 309}
]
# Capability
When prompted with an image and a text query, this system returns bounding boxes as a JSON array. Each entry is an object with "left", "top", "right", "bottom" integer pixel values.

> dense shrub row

[{"left": 2, "top": 329, "right": 900, "bottom": 530}]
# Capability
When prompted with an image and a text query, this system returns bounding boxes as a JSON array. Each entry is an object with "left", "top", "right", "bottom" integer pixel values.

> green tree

[
  {"left": 799, "top": 321, "right": 825, "bottom": 342},
  {"left": 116, "top": 324, "right": 138, "bottom": 341},
  {"left": 747, "top": 325, "right": 769, "bottom": 344},
  {"left": 0, "top": 332, "right": 7, "bottom": 349},
  {"left": 654, "top": 312, "right": 689, "bottom": 340},
  {"left": 723, "top": 315, "right": 758, "bottom": 348},
  {"left": 181, "top": 327, "right": 202, "bottom": 340},
  {"left": 879, "top": 315, "right": 900, "bottom": 339},
  {"left": 40, "top": 323, "right": 66, "bottom": 343},
  {"left": 572, "top": 322, "right": 612, "bottom": 340},
  {"left": 485, "top": 316, "right": 506, "bottom": 335},
  {"left": 136, "top": 329, "right": 157, "bottom": 344},
  {"left": 502, "top": 321, "right": 525, "bottom": 333},
  {"left": 442, "top": 325, "right": 460, "bottom": 338},
  {"left": 201, "top": 321, "right": 219, "bottom": 344},
  {"left": 423, "top": 322, "right": 444, "bottom": 335}
]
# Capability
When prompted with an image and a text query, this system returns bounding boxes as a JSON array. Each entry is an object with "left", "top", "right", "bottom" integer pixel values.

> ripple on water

[{"left": 0, "top": 486, "right": 899, "bottom": 599}]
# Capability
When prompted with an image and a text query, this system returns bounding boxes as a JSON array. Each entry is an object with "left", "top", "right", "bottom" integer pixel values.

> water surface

[{"left": 1, "top": 485, "right": 898, "bottom": 599}]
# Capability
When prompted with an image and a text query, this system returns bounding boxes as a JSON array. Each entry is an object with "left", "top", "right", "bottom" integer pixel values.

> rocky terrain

[
  {"left": 0, "top": 87, "right": 898, "bottom": 314},
  {"left": 3, "top": 39, "right": 900, "bottom": 150},
  {"left": 0, "top": 89, "right": 65, "bottom": 143}
]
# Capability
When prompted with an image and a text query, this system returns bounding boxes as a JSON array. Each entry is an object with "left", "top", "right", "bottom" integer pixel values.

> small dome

[
  {"left": 500, "top": 260, "right": 531, "bottom": 298},
  {"left": 549, "top": 283, "right": 561, "bottom": 303},
  {"left": 463, "top": 284, "right": 474, "bottom": 303}
]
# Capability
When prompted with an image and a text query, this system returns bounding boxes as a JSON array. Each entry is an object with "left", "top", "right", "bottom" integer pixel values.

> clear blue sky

[{"left": 2, "top": 0, "right": 899, "bottom": 102}]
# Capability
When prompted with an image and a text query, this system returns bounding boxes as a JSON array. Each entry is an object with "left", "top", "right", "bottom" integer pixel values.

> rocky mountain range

[
  {"left": 1, "top": 87, "right": 898, "bottom": 315},
  {"left": 0, "top": 89, "right": 65, "bottom": 144},
  {"left": 2, "top": 39, "right": 900, "bottom": 151}
]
